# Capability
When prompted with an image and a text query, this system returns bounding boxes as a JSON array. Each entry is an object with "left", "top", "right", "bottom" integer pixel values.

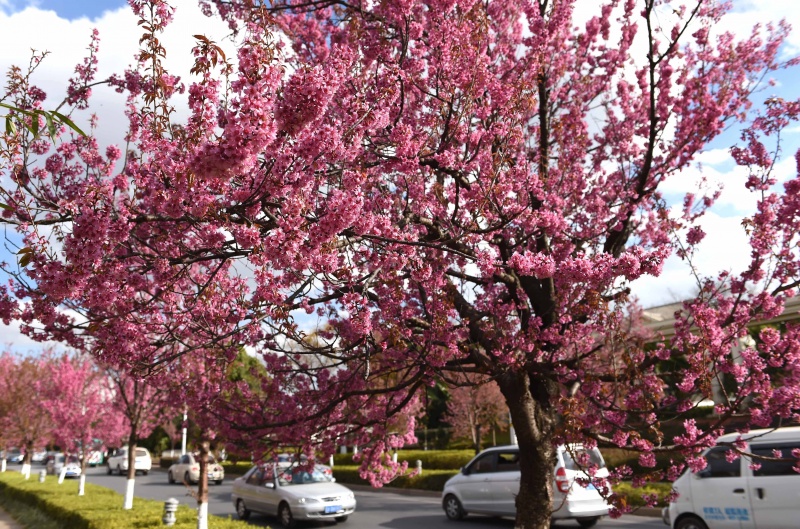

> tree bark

[
  {"left": 124, "top": 430, "right": 137, "bottom": 510},
  {"left": 497, "top": 370, "right": 559, "bottom": 529},
  {"left": 197, "top": 439, "right": 210, "bottom": 529}
]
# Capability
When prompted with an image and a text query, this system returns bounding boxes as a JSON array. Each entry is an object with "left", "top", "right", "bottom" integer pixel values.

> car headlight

[
  {"left": 345, "top": 492, "right": 355, "bottom": 500},
  {"left": 297, "top": 497, "right": 320, "bottom": 504}
]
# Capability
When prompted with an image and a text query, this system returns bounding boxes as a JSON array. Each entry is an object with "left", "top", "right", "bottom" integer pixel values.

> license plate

[{"left": 324, "top": 505, "right": 341, "bottom": 514}]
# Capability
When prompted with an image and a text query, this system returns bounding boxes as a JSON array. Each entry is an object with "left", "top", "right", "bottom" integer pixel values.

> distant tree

[
  {"left": 42, "top": 352, "right": 125, "bottom": 495},
  {"left": 447, "top": 376, "right": 509, "bottom": 453},
  {"left": 106, "top": 366, "right": 174, "bottom": 510},
  {"left": 0, "top": 351, "right": 52, "bottom": 478}
]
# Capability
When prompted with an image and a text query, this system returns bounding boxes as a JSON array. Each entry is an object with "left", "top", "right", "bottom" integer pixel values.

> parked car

[
  {"left": 106, "top": 447, "right": 152, "bottom": 476},
  {"left": 168, "top": 453, "right": 225, "bottom": 485},
  {"left": 664, "top": 426, "right": 800, "bottom": 529},
  {"left": 44, "top": 452, "right": 62, "bottom": 473},
  {"left": 31, "top": 450, "right": 47, "bottom": 464},
  {"left": 4, "top": 448, "right": 24, "bottom": 464},
  {"left": 442, "top": 444, "right": 611, "bottom": 528},
  {"left": 51, "top": 454, "right": 81, "bottom": 478},
  {"left": 231, "top": 463, "right": 356, "bottom": 527}
]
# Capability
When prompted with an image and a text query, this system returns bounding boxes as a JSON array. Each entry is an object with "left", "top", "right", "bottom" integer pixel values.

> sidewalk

[{"left": 0, "top": 506, "right": 23, "bottom": 529}]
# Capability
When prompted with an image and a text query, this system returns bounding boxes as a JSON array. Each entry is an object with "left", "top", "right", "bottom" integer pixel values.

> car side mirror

[
  {"left": 461, "top": 466, "right": 469, "bottom": 476},
  {"left": 264, "top": 482, "right": 275, "bottom": 489},
  {"left": 696, "top": 469, "right": 711, "bottom": 478}
]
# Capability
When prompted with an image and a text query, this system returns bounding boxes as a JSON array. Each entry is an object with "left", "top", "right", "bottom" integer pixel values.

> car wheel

[
  {"left": 236, "top": 499, "right": 251, "bottom": 521},
  {"left": 278, "top": 502, "right": 296, "bottom": 528},
  {"left": 106, "top": 465, "right": 112, "bottom": 475},
  {"left": 143, "top": 470, "right": 149, "bottom": 476},
  {"left": 334, "top": 515, "right": 348, "bottom": 523},
  {"left": 184, "top": 471, "right": 192, "bottom": 485},
  {"left": 675, "top": 516, "right": 709, "bottom": 529},
  {"left": 577, "top": 517, "right": 599, "bottom": 528},
  {"left": 215, "top": 479, "right": 223, "bottom": 485},
  {"left": 168, "top": 471, "right": 175, "bottom": 484},
  {"left": 443, "top": 494, "right": 466, "bottom": 521},
  {"left": 116, "top": 465, "right": 122, "bottom": 476}
]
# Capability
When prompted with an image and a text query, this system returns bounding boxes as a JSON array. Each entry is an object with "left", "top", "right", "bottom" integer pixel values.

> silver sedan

[{"left": 231, "top": 463, "right": 356, "bottom": 528}]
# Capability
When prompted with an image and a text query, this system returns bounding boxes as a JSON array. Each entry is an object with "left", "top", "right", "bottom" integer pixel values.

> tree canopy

[{"left": 2, "top": 1, "right": 800, "bottom": 527}]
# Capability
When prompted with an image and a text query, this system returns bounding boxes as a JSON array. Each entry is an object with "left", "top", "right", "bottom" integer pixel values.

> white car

[
  {"left": 665, "top": 426, "right": 800, "bottom": 529},
  {"left": 168, "top": 453, "right": 225, "bottom": 485},
  {"left": 442, "top": 444, "right": 611, "bottom": 528},
  {"left": 49, "top": 454, "right": 81, "bottom": 478},
  {"left": 106, "top": 446, "right": 152, "bottom": 476},
  {"left": 232, "top": 463, "right": 356, "bottom": 527}
]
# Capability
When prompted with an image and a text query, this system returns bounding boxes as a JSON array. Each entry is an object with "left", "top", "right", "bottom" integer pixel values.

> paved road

[{"left": 78, "top": 466, "right": 665, "bottom": 529}]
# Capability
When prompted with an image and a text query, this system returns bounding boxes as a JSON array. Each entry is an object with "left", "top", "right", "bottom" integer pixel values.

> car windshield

[
  {"left": 135, "top": 449, "right": 148, "bottom": 457},
  {"left": 67, "top": 455, "right": 80, "bottom": 463},
  {"left": 562, "top": 447, "right": 606, "bottom": 470},
  {"left": 278, "top": 467, "right": 333, "bottom": 486}
]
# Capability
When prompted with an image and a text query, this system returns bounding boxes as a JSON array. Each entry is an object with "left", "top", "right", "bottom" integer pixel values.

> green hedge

[
  {"left": 0, "top": 472, "right": 247, "bottom": 529},
  {"left": 332, "top": 449, "right": 474, "bottom": 470},
  {"left": 330, "top": 465, "right": 458, "bottom": 491},
  {"left": 612, "top": 481, "right": 672, "bottom": 508}
]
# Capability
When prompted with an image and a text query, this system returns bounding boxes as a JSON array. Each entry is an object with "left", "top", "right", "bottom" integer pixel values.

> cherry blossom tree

[
  {"left": 42, "top": 352, "right": 125, "bottom": 495},
  {"left": 0, "top": 352, "right": 52, "bottom": 479},
  {"left": 1, "top": 2, "right": 800, "bottom": 529},
  {"left": 447, "top": 376, "right": 509, "bottom": 453},
  {"left": 105, "top": 365, "right": 174, "bottom": 510}
]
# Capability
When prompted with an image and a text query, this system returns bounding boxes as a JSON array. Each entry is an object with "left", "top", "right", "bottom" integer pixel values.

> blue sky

[{"left": 1, "top": 0, "right": 127, "bottom": 20}]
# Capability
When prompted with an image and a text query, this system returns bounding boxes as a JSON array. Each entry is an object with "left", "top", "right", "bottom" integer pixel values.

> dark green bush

[{"left": 0, "top": 472, "right": 247, "bottom": 528}]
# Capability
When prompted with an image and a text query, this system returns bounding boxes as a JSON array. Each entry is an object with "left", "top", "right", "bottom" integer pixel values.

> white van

[
  {"left": 442, "top": 444, "right": 611, "bottom": 528},
  {"left": 665, "top": 426, "right": 800, "bottom": 529}
]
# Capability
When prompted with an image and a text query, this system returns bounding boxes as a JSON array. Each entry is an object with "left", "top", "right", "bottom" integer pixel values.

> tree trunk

[
  {"left": 79, "top": 454, "right": 87, "bottom": 496},
  {"left": 21, "top": 440, "right": 33, "bottom": 479},
  {"left": 197, "top": 439, "right": 210, "bottom": 529},
  {"left": 124, "top": 431, "right": 137, "bottom": 510},
  {"left": 497, "top": 370, "right": 559, "bottom": 529}
]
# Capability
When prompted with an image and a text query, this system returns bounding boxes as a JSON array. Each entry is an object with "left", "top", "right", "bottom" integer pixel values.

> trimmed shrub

[
  {"left": 612, "top": 481, "right": 672, "bottom": 508},
  {"left": 332, "top": 449, "right": 474, "bottom": 470},
  {"left": 0, "top": 472, "right": 247, "bottom": 528},
  {"left": 330, "top": 465, "right": 458, "bottom": 491}
]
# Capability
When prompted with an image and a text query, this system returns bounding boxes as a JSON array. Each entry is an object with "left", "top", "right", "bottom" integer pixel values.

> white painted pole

[{"left": 78, "top": 474, "right": 86, "bottom": 496}]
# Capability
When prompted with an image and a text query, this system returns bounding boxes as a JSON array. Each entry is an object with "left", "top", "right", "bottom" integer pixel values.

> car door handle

[
  {"left": 755, "top": 488, "right": 765, "bottom": 500},
  {"left": 733, "top": 488, "right": 745, "bottom": 494}
]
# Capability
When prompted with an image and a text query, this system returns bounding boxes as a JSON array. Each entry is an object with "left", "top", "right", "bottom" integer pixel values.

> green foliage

[
  {"left": 331, "top": 465, "right": 458, "bottom": 491},
  {"left": 0, "top": 102, "right": 85, "bottom": 138},
  {"left": 0, "top": 472, "right": 247, "bottom": 528},
  {"left": 332, "top": 449, "right": 474, "bottom": 470},
  {"left": 220, "top": 461, "right": 252, "bottom": 476},
  {"left": 612, "top": 481, "right": 672, "bottom": 508}
]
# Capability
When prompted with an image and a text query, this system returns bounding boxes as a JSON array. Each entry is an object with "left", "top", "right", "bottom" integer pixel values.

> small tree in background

[
  {"left": 447, "top": 376, "right": 509, "bottom": 453},
  {"left": 42, "top": 352, "right": 125, "bottom": 495},
  {"left": 0, "top": 352, "right": 52, "bottom": 478}
]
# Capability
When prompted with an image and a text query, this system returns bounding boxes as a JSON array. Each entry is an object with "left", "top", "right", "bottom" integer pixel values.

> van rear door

[{"left": 746, "top": 442, "right": 800, "bottom": 529}]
